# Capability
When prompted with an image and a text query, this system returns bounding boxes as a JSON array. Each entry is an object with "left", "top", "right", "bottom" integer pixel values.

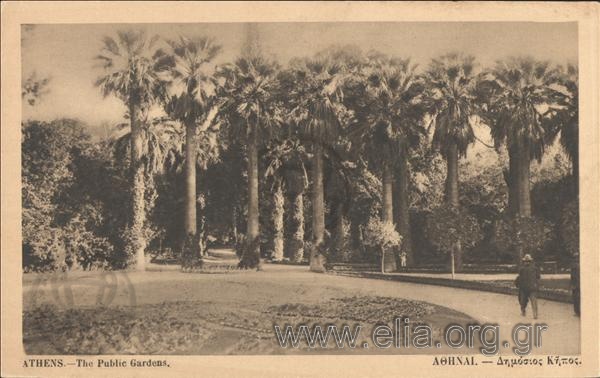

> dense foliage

[
  {"left": 490, "top": 215, "right": 555, "bottom": 263},
  {"left": 22, "top": 120, "right": 124, "bottom": 271},
  {"left": 22, "top": 29, "right": 579, "bottom": 272},
  {"left": 423, "top": 204, "right": 482, "bottom": 270}
]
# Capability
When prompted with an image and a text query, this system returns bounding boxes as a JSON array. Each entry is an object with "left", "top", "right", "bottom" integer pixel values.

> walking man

[{"left": 515, "top": 254, "right": 541, "bottom": 319}]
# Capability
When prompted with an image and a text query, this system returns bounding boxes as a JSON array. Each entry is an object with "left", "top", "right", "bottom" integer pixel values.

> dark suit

[{"left": 515, "top": 262, "right": 540, "bottom": 318}]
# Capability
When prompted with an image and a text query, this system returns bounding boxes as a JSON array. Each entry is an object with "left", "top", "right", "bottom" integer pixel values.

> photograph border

[{"left": 2, "top": 2, "right": 599, "bottom": 377}]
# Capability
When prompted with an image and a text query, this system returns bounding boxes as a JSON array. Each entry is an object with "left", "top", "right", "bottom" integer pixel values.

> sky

[{"left": 22, "top": 22, "right": 577, "bottom": 136}]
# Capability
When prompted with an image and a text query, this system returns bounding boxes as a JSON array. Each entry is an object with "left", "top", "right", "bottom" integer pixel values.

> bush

[
  {"left": 558, "top": 199, "right": 579, "bottom": 257},
  {"left": 490, "top": 215, "right": 554, "bottom": 263},
  {"left": 424, "top": 205, "right": 482, "bottom": 270},
  {"left": 22, "top": 218, "right": 113, "bottom": 272},
  {"left": 22, "top": 119, "right": 126, "bottom": 272},
  {"left": 63, "top": 215, "right": 114, "bottom": 270},
  {"left": 363, "top": 218, "right": 402, "bottom": 251},
  {"left": 532, "top": 175, "right": 576, "bottom": 224},
  {"left": 363, "top": 217, "right": 402, "bottom": 272},
  {"left": 22, "top": 227, "right": 67, "bottom": 272}
]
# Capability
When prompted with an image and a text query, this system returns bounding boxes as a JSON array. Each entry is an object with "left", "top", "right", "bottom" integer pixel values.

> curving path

[
  {"left": 23, "top": 262, "right": 580, "bottom": 355},
  {"left": 314, "top": 268, "right": 580, "bottom": 355}
]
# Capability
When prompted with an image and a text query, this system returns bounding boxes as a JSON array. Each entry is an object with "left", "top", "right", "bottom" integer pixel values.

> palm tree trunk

[
  {"left": 506, "top": 143, "right": 520, "bottom": 216},
  {"left": 394, "top": 151, "right": 412, "bottom": 266},
  {"left": 288, "top": 192, "right": 305, "bottom": 262},
  {"left": 517, "top": 140, "right": 532, "bottom": 217},
  {"left": 310, "top": 142, "right": 326, "bottom": 272},
  {"left": 445, "top": 141, "right": 460, "bottom": 207},
  {"left": 197, "top": 195, "right": 207, "bottom": 257},
  {"left": 288, "top": 191, "right": 305, "bottom": 263},
  {"left": 445, "top": 142, "right": 462, "bottom": 272},
  {"left": 272, "top": 183, "right": 284, "bottom": 261},
  {"left": 382, "top": 160, "right": 396, "bottom": 272},
  {"left": 184, "top": 121, "right": 197, "bottom": 239},
  {"left": 129, "top": 101, "right": 146, "bottom": 271},
  {"left": 241, "top": 129, "right": 261, "bottom": 269},
  {"left": 382, "top": 161, "right": 394, "bottom": 223},
  {"left": 232, "top": 205, "right": 238, "bottom": 244}
]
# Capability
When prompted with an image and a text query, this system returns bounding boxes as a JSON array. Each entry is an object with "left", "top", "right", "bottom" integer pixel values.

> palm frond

[
  {"left": 424, "top": 53, "right": 479, "bottom": 157},
  {"left": 477, "top": 56, "right": 565, "bottom": 162}
]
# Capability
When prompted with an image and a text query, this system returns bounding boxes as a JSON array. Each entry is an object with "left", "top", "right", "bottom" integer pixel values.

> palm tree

[
  {"left": 217, "top": 55, "right": 281, "bottom": 269},
  {"left": 264, "top": 139, "right": 308, "bottom": 261},
  {"left": 550, "top": 64, "right": 578, "bottom": 187},
  {"left": 478, "top": 57, "right": 562, "bottom": 217},
  {"left": 359, "top": 53, "right": 426, "bottom": 268},
  {"left": 112, "top": 115, "right": 181, "bottom": 174},
  {"left": 157, "top": 113, "right": 221, "bottom": 261},
  {"left": 425, "top": 53, "right": 478, "bottom": 208},
  {"left": 155, "top": 36, "right": 222, "bottom": 256},
  {"left": 95, "top": 30, "right": 165, "bottom": 270},
  {"left": 264, "top": 141, "right": 286, "bottom": 261},
  {"left": 286, "top": 56, "right": 352, "bottom": 272}
]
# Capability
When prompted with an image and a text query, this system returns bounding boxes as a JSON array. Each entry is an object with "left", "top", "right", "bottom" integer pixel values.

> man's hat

[{"left": 522, "top": 254, "right": 533, "bottom": 262}]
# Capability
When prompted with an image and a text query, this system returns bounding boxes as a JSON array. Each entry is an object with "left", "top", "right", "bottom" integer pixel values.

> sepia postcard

[{"left": 2, "top": 2, "right": 599, "bottom": 377}]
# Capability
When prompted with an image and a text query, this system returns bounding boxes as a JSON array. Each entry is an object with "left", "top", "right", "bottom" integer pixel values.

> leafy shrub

[
  {"left": 363, "top": 217, "right": 402, "bottom": 272},
  {"left": 558, "top": 199, "right": 579, "bottom": 257},
  {"left": 22, "top": 227, "right": 67, "bottom": 272},
  {"left": 345, "top": 165, "right": 382, "bottom": 252},
  {"left": 532, "top": 175, "right": 576, "bottom": 224},
  {"left": 63, "top": 215, "right": 114, "bottom": 270},
  {"left": 425, "top": 205, "right": 482, "bottom": 254},
  {"left": 22, "top": 119, "right": 124, "bottom": 272},
  {"left": 490, "top": 215, "right": 554, "bottom": 263},
  {"left": 363, "top": 218, "right": 402, "bottom": 252},
  {"left": 424, "top": 205, "right": 482, "bottom": 270}
]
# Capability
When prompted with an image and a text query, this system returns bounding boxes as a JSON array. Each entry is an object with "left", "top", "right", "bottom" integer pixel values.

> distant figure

[
  {"left": 515, "top": 254, "right": 541, "bottom": 319},
  {"left": 400, "top": 251, "right": 407, "bottom": 268},
  {"left": 570, "top": 252, "right": 580, "bottom": 316}
]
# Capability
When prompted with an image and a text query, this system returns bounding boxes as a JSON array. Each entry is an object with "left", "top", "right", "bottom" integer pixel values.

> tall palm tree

[
  {"left": 264, "top": 141, "right": 287, "bottom": 262},
  {"left": 286, "top": 56, "right": 352, "bottom": 272},
  {"left": 425, "top": 53, "right": 478, "bottom": 208},
  {"left": 264, "top": 139, "right": 308, "bottom": 261},
  {"left": 112, "top": 115, "right": 181, "bottom": 174},
  {"left": 478, "top": 57, "right": 562, "bottom": 217},
  {"left": 95, "top": 30, "right": 165, "bottom": 270},
  {"left": 155, "top": 36, "right": 222, "bottom": 256},
  {"left": 157, "top": 113, "right": 222, "bottom": 260},
  {"left": 359, "top": 53, "right": 425, "bottom": 268},
  {"left": 217, "top": 55, "right": 281, "bottom": 269},
  {"left": 550, "top": 64, "right": 578, "bottom": 187}
]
